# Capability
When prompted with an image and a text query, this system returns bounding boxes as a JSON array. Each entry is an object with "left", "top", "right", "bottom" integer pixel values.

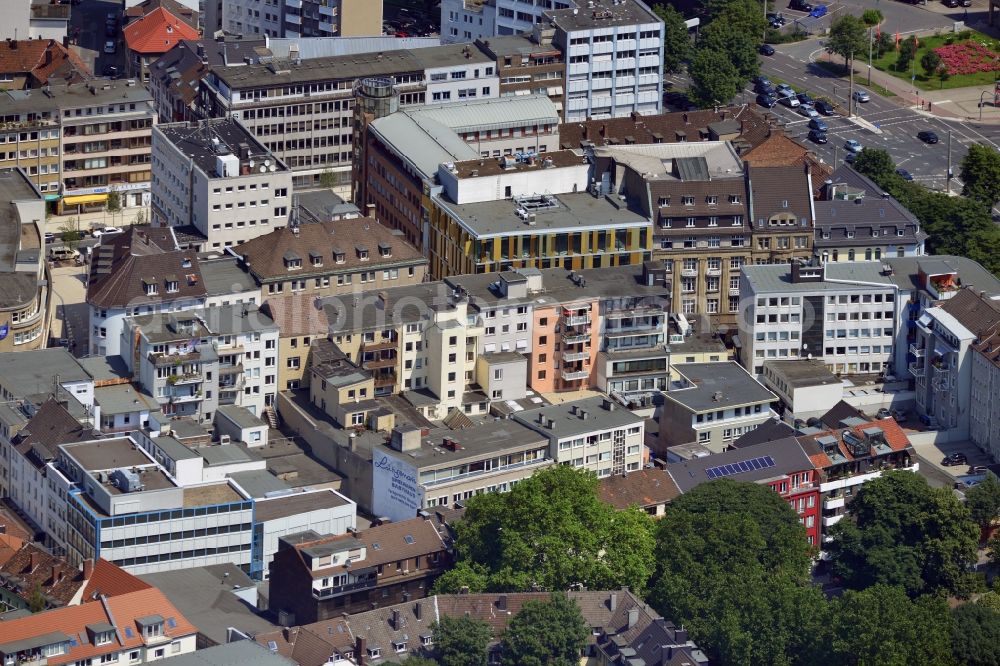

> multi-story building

[
  {"left": 747, "top": 164, "right": 815, "bottom": 266},
  {"left": 739, "top": 260, "right": 900, "bottom": 378},
  {"left": 151, "top": 118, "right": 293, "bottom": 250},
  {"left": 372, "top": 422, "right": 554, "bottom": 520},
  {"left": 514, "top": 396, "right": 646, "bottom": 477},
  {"left": 547, "top": 0, "right": 663, "bottom": 122},
  {"left": 122, "top": 304, "right": 280, "bottom": 422},
  {"left": 0, "top": 95, "right": 63, "bottom": 200},
  {"left": 281, "top": 0, "right": 382, "bottom": 38},
  {"left": 658, "top": 361, "right": 776, "bottom": 454},
  {"left": 428, "top": 150, "right": 650, "bottom": 278},
  {"left": 475, "top": 28, "right": 566, "bottom": 114},
  {"left": 123, "top": 7, "right": 200, "bottom": 84},
  {"left": 666, "top": 436, "right": 821, "bottom": 546},
  {"left": 592, "top": 141, "right": 750, "bottom": 325},
  {"left": 0, "top": 587, "right": 198, "bottom": 666},
  {"left": 205, "top": 0, "right": 283, "bottom": 37},
  {"left": 87, "top": 226, "right": 260, "bottom": 357},
  {"left": 3, "top": 1, "right": 70, "bottom": 43},
  {"left": 267, "top": 515, "right": 451, "bottom": 619},
  {"left": 0, "top": 169, "right": 48, "bottom": 352},
  {"left": 796, "top": 417, "right": 917, "bottom": 539},
  {"left": 971, "top": 326, "right": 1000, "bottom": 460},
  {"left": 813, "top": 166, "right": 926, "bottom": 262},
  {"left": 0, "top": 39, "right": 89, "bottom": 91}
]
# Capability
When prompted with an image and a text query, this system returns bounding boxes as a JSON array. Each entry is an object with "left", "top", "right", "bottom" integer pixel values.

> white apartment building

[
  {"left": 514, "top": 396, "right": 645, "bottom": 477},
  {"left": 739, "top": 260, "right": 900, "bottom": 378},
  {"left": 152, "top": 118, "right": 293, "bottom": 250},
  {"left": 970, "top": 329, "right": 1000, "bottom": 461},
  {"left": 416, "top": 44, "right": 500, "bottom": 104},
  {"left": 440, "top": 0, "right": 573, "bottom": 42}
]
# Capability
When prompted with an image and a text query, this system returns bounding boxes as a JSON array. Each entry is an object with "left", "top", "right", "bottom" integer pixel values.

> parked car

[
  {"left": 844, "top": 138, "right": 863, "bottom": 153},
  {"left": 942, "top": 452, "right": 968, "bottom": 466},
  {"left": 814, "top": 99, "right": 835, "bottom": 115},
  {"left": 92, "top": 226, "right": 122, "bottom": 238},
  {"left": 852, "top": 89, "right": 871, "bottom": 103},
  {"left": 969, "top": 465, "right": 989, "bottom": 474},
  {"left": 890, "top": 409, "right": 907, "bottom": 421},
  {"left": 943, "top": 0, "right": 959, "bottom": 7},
  {"left": 753, "top": 75, "right": 773, "bottom": 87},
  {"left": 845, "top": 152, "right": 856, "bottom": 164},
  {"left": 808, "top": 129, "right": 828, "bottom": 144},
  {"left": 960, "top": 0, "right": 972, "bottom": 5},
  {"left": 917, "top": 130, "right": 939, "bottom": 144},
  {"left": 757, "top": 83, "right": 776, "bottom": 97},
  {"left": 776, "top": 83, "right": 794, "bottom": 95},
  {"left": 104, "top": 40, "right": 116, "bottom": 54},
  {"left": 789, "top": 0, "right": 813, "bottom": 11},
  {"left": 103, "top": 65, "right": 119, "bottom": 77},
  {"left": 797, "top": 105, "right": 820, "bottom": 118},
  {"left": 809, "top": 5, "right": 828, "bottom": 18},
  {"left": 757, "top": 93, "right": 777, "bottom": 108},
  {"left": 767, "top": 12, "right": 787, "bottom": 25},
  {"left": 896, "top": 168, "right": 914, "bottom": 181},
  {"left": 808, "top": 118, "right": 828, "bottom": 131},
  {"left": 105, "top": 25, "right": 116, "bottom": 37},
  {"left": 780, "top": 93, "right": 800, "bottom": 108},
  {"left": 796, "top": 92, "right": 814, "bottom": 106},
  {"left": 43, "top": 232, "right": 55, "bottom": 243},
  {"left": 759, "top": 44, "right": 775, "bottom": 56},
  {"left": 48, "top": 247, "right": 77, "bottom": 261}
]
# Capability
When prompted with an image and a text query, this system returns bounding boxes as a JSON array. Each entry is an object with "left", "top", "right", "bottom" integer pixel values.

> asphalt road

[
  {"left": 70, "top": 0, "right": 127, "bottom": 78},
  {"left": 757, "top": 49, "right": 1000, "bottom": 192}
]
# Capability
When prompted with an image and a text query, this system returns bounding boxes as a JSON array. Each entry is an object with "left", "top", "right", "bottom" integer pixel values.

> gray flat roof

[
  {"left": 157, "top": 119, "right": 287, "bottom": 177},
  {"left": 514, "top": 396, "right": 643, "bottom": 439},
  {"left": 196, "top": 442, "right": 261, "bottom": 466},
  {"left": 0, "top": 348, "right": 91, "bottom": 398},
  {"left": 763, "top": 359, "right": 841, "bottom": 388},
  {"left": 436, "top": 191, "right": 649, "bottom": 238},
  {"left": 296, "top": 188, "right": 361, "bottom": 222},
  {"left": 544, "top": 0, "right": 660, "bottom": 31},
  {"left": 155, "top": 624, "right": 289, "bottom": 666},
  {"left": 379, "top": 419, "right": 547, "bottom": 470},
  {"left": 131, "top": 304, "right": 278, "bottom": 343},
  {"left": 410, "top": 42, "right": 493, "bottom": 68},
  {"left": 666, "top": 362, "right": 777, "bottom": 413},
  {"left": 62, "top": 437, "right": 155, "bottom": 471},
  {"left": 216, "top": 404, "right": 266, "bottom": 430},
  {"left": 742, "top": 261, "right": 895, "bottom": 294},
  {"left": 0, "top": 169, "right": 42, "bottom": 309},
  {"left": 78, "top": 355, "right": 132, "bottom": 383},
  {"left": 884, "top": 255, "right": 1000, "bottom": 297},
  {"left": 228, "top": 469, "right": 290, "bottom": 498},
  {"left": 95, "top": 383, "right": 160, "bottom": 415},
  {"left": 1, "top": 82, "right": 152, "bottom": 114},
  {"left": 200, "top": 256, "right": 258, "bottom": 296},
  {"left": 666, "top": 436, "right": 814, "bottom": 493},
  {"left": 151, "top": 434, "right": 201, "bottom": 461},
  {"left": 253, "top": 488, "right": 352, "bottom": 522},
  {"left": 212, "top": 50, "right": 423, "bottom": 89}
]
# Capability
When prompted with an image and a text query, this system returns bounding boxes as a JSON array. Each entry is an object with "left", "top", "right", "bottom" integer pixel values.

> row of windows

[
  {"left": 101, "top": 522, "right": 251, "bottom": 549},
  {"left": 99, "top": 502, "right": 252, "bottom": 528},
  {"left": 112, "top": 542, "right": 250, "bottom": 567}
]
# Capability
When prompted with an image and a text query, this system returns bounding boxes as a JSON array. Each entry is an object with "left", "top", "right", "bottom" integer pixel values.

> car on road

[
  {"left": 44, "top": 232, "right": 55, "bottom": 243},
  {"left": 92, "top": 226, "right": 122, "bottom": 238},
  {"left": 808, "top": 129, "right": 828, "bottom": 144},
  {"left": 797, "top": 105, "right": 820, "bottom": 118},
  {"left": 796, "top": 92, "right": 814, "bottom": 105},
  {"left": 788, "top": 0, "right": 813, "bottom": 10},
  {"left": 969, "top": 465, "right": 989, "bottom": 474},
  {"left": 759, "top": 44, "right": 775, "bottom": 56},
  {"left": 106, "top": 12, "right": 117, "bottom": 24},
  {"left": 852, "top": 90, "right": 870, "bottom": 103},
  {"left": 845, "top": 152, "right": 856, "bottom": 164},
  {"left": 103, "top": 65, "right": 119, "bottom": 77},
  {"left": 844, "top": 139, "right": 862, "bottom": 153},
  {"left": 814, "top": 99, "right": 835, "bottom": 115},
  {"left": 917, "top": 130, "right": 939, "bottom": 144},
  {"left": 942, "top": 452, "right": 968, "bottom": 466},
  {"left": 756, "top": 93, "right": 777, "bottom": 108},
  {"left": 104, "top": 40, "right": 116, "bottom": 54},
  {"left": 943, "top": 0, "right": 959, "bottom": 7},
  {"left": 896, "top": 168, "right": 914, "bottom": 181},
  {"left": 105, "top": 24, "right": 117, "bottom": 37},
  {"left": 808, "top": 118, "right": 828, "bottom": 131},
  {"left": 809, "top": 5, "right": 828, "bottom": 17}
]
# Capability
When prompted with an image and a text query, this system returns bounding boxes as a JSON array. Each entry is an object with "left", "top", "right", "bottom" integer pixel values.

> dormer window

[
  {"left": 706, "top": 195, "right": 717, "bottom": 205},
  {"left": 822, "top": 231, "right": 831, "bottom": 240},
  {"left": 283, "top": 251, "right": 302, "bottom": 270},
  {"left": 393, "top": 641, "right": 406, "bottom": 653},
  {"left": 781, "top": 200, "right": 789, "bottom": 208},
  {"left": 165, "top": 276, "right": 179, "bottom": 293},
  {"left": 309, "top": 250, "right": 323, "bottom": 267},
  {"left": 367, "top": 648, "right": 381, "bottom": 659},
  {"left": 136, "top": 615, "right": 164, "bottom": 639},
  {"left": 897, "top": 229, "right": 905, "bottom": 237},
  {"left": 729, "top": 195, "right": 741, "bottom": 204},
  {"left": 871, "top": 230, "right": 879, "bottom": 238},
  {"left": 658, "top": 197, "right": 670, "bottom": 207},
  {"left": 378, "top": 242, "right": 392, "bottom": 258},
  {"left": 334, "top": 248, "right": 346, "bottom": 264},
  {"left": 356, "top": 245, "right": 369, "bottom": 261},
  {"left": 142, "top": 278, "right": 157, "bottom": 296},
  {"left": 846, "top": 231, "right": 855, "bottom": 238},
  {"left": 682, "top": 196, "right": 694, "bottom": 206}
]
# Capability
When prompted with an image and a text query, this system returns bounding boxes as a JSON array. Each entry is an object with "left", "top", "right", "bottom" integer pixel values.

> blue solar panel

[{"left": 705, "top": 455, "right": 777, "bottom": 479}]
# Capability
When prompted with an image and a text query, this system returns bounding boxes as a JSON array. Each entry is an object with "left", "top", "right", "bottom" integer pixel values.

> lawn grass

[{"left": 870, "top": 30, "right": 1000, "bottom": 91}]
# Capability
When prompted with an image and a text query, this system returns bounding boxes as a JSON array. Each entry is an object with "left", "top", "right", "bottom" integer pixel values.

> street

[
  {"left": 49, "top": 263, "right": 89, "bottom": 357},
  {"left": 69, "top": 0, "right": 128, "bottom": 78}
]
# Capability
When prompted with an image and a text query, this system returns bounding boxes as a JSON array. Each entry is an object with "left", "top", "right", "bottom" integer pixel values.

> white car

[
  {"left": 92, "top": 226, "right": 122, "bottom": 238},
  {"left": 779, "top": 91, "right": 800, "bottom": 108},
  {"left": 797, "top": 105, "right": 820, "bottom": 119},
  {"left": 852, "top": 90, "right": 871, "bottom": 103},
  {"left": 104, "top": 40, "right": 116, "bottom": 54},
  {"left": 844, "top": 139, "right": 863, "bottom": 153}
]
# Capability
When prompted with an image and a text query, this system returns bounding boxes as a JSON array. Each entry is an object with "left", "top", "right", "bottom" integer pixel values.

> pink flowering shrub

[{"left": 933, "top": 41, "right": 1000, "bottom": 76}]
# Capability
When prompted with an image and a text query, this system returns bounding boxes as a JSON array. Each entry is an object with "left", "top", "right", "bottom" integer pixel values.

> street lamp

[{"left": 981, "top": 90, "right": 991, "bottom": 122}]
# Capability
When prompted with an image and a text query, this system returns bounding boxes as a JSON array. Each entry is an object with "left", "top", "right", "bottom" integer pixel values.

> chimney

[
  {"left": 627, "top": 607, "right": 639, "bottom": 629},
  {"left": 675, "top": 628, "right": 688, "bottom": 642},
  {"left": 82, "top": 559, "right": 94, "bottom": 580},
  {"left": 609, "top": 592, "right": 617, "bottom": 611},
  {"left": 51, "top": 564, "right": 63, "bottom": 584},
  {"left": 497, "top": 594, "right": 508, "bottom": 611},
  {"left": 414, "top": 602, "right": 422, "bottom": 620},
  {"left": 660, "top": 646, "right": 674, "bottom": 664},
  {"left": 356, "top": 636, "right": 366, "bottom": 666},
  {"left": 391, "top": 609, "right": 401, "bottom": 630},
  {"left": 30, "top": 550, "right": 41, "bottom": 571}
]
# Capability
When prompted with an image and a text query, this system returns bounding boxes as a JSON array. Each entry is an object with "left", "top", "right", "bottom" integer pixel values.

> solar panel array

[{"left": 705, "top": 455, "right": 776, "bottom": 479}]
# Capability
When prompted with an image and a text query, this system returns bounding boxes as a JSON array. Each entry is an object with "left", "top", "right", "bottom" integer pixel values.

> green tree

[
  {"left": 829, "top": 585, "right": 955, "bottom": 666},
  {"left": 827, "top": 471, "right": 979, "bottom": 597},
  {"left": 28, "top": 584, "right": 46, "bottom": 612},
  {"left": 649, "top": 480, "right": 826, "bottom": 664},
  {"left": 132, "top": 209, "right": 146, "bottom": 226},
  {"left": 965, "top": 473, "right": 1000, "bottom": 535},
  {"left": 432, "top": 615, "right": 493, "bottom": 666},
  {"left": 852, "top": 147, "right": 898, "bottom": 184},
  {"left": 977, "top": 590, "right": 1000, "bottom": 612},
  {"left": 105, "top": 186, "right": 121, "bottom": 226},
  {"left": 688, "top": 48, "right": 743, "bottom": 108},
  {"left": 319, "top": 168, "right": 337, "bottom": 189},
  {"left": 499, "top": 593, "right": 588, "bottom": 666},
  {"left": 653, "top": 4, "right": 691, "bottom": 75},
  {"left": 700, "top": 19, "right": 759, "bottom": 82},
  {"left": 861, "top": 8, "right": 883, "bottom": 26},
  {"left": 952, "top": 603, "right": 1000, "bottom": 666},
  {"left": 59, "top": 222, "right": 82, "bottom": 253},
  {"left": 938, "top": 65, "right": 951, "bottom": 89},
  {"left": 897, "top": 35, "right": 918, "bottom": 72},
  {"left": 961, "top": 144, "right": 1000, "bottom": 209},
  {"left": 431, "top": 560, "right": 490, "bottom": 594},
  {"left": 876, "top": 31, "right": 894, "bottom": 58},
  {"left": 827, "top": 14, "right": 867, "bottom": 67},
  {"left": 441, "top": 466, "right": 656, "bottom": 594},
  {"left": 921, "top": 50, "right": 942, "bottom": 80}
]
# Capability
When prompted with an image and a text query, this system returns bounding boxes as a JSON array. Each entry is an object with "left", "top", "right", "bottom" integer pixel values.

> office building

[
  {"left": 0, "top": 169, "right": 47, "bottom": 351},
  {"left": 0, "top": 98, "right": 63, "bottom": 200},
  {"left": 152, "top": 118, "right": 293, "bottom": 250},
  {"left": 475, "top": 29, "right": 566, "bottom": 114}
]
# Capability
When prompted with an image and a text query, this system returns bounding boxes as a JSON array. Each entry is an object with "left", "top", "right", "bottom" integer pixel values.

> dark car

[
  {"left": 103, "top": 65, "right": 119, "bottom": 77},
  {"left": 757, "top": 83, "right": 776, "bottom": 96},
  {"left": 808, "top": 129, "right": 828, "bottom": 144},
  {"left": 943, "top": 0, "right": 959, "bottom": 7},
  {"left": 789, "top": 0, "right": 813, "bottom": 10},
  {"left": 796, "top": 92, "right": 814, "bottom": 106},
  {"left": 752, "top": 75, "right": 772, "bottom": 87},
  {"left": 942, "top": 452, "right": 968, "bottom": 466},
  {"left": 845, "top": 152, "right": 856, "bottom": 164},
  {"left": 896, "top": 168, "right": 914, "bottom": 181},
  {"left": 814, "top": 99, "right": 835, "bottom": 116},
  {"left": 757, "top": 93, "right": 777, "bottom": 108},
  {"left": 105, "top": 24, "right": 117, "bottom": 37},
  {"left": 918, "top": 130, "right": 939, "bottom": 144},
  {"left": 960, "top": 0, "right": 972, "bottom": 5},
  {"left": 808, "top": 118, "right": 828, "bottom": 131},
  {"left": 759, "top": 44, "right": 775, "bottom": 56}
]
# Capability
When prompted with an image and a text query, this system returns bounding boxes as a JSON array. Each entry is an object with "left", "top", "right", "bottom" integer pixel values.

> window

[{"left": 287, "top": 356, "right": 300, "bottom": 369}]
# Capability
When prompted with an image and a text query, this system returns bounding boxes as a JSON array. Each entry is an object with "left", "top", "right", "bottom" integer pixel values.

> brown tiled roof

[
  {"left": 234, "top": 219, "right": 425, "bottom": 283},
  {"left": 802, "top": 417, "right": 912, "bottom": 468},
  {"left": 941, "top": 288, "right": 1000, "bottom": 336},
  {"left": 87, "top": 227, "right": 208, "bottom": 309},
  {"left": 743, "top": 130, "right": 833, "bottom": 197},
  {"left": 13, "top": 399, "right": 93, "bottom": 466},
  {"left": 0, "top": 533, "right": 24, "bottom": 567},
  {"left": 0, "top": 543, "right": 84, "bottom": 608},
  {"left": 295, "top": 517, "right": 447, "bottom": 577},
  {"left": 0, "top": 39, "right": 90, "bottom": 87},
  {"left": 598, "top": 469, "right": 680, "bottom": 510},
  {"left": 0, "top": 501, "right": 34, "bottom": 542},
  {"left": 748, "top": 164, "right": 814, "bottom": 225},
  {"left": 80, "top": 559, "right": 152, "bottom": 601},
  {"left": 559, "top": 106, "right": 773, "bottom": 152},
  {"left": 262, "top": 294, "right": 329, "bottom": 338}
]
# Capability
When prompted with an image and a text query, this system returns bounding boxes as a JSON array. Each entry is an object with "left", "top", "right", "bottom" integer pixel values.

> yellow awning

[{"left": 62, "top": 193, "right": 108, "bottom": 205}]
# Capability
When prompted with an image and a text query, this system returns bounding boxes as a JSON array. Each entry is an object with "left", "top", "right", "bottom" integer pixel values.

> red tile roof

[
  {"left": 124, "top": 7, "right": 199, "bottom": 55},
  {"left": 0, "top": 533, "right": 25, "bottom": 567},
  {"left": 0, "top": 39, "right": 89, "bottom": 87},
  {"left": 80, "top": 559, "right": 152, "bottom": 601},
  {"left": 0, "top": 588, "right": 197, "bottom": 664},
  {"left": 804, "top": 417, "right": 912, "bottom": 468}
]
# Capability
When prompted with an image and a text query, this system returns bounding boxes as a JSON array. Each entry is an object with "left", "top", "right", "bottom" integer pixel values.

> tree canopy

[
  {"left": 826, "top": 471, "right": 979, "bottom": 597},
  {"left": 961, "top": 144, "right": 1000, "bottom": 209},
  {"left": 688, "top": 48, "right": 743, "bottom": 108},
  {"left": 653, "top": 4, "right": 690, "bottom": 75},
  {"left": 965, "top": 473, "right": 1000, "bottom": 534},
  {"left": 827, "top": 15, "right": 867, "bottom": 64},
  {"left": 499, "top": 593, "right": 588, "bottom": 666},
  {"left": 435, "top": 466, "right": 656, "bottom": 594},
  {"left": 431, "top": 615, "right": 493, "bottom": 666},
  {"left": 852, "top": 147, "right": 897, "bottom": 184},
  {"left": 952, "top": 602, "right": 1000, "bottom": 666}
]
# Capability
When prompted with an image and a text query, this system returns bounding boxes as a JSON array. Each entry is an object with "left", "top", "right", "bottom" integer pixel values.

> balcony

[
  {"left": 561, "top": 368, "right": 590, "bottom": 381},
  {"left": 171, "top": 392, "right": 202, "bottom": 404},
  {"left": 909, "top": 343, "right": 925, "bottom": 357},
  {"left": 562, "top": 350, "right": 589, "bottom": 362},
  {"left": 362, "top": 354, "right": 397, "bottom": 370},
  {"left": 362, "top": 338, "right": 397, "bottom": 351},
  {"left": 564, "top": 314, "right": 591, "bottom": 326},
  {"left": 824, "top": 496, "right": 845, "bottom": 511},
  {"left": 908, "top": 362, "right": 925, "bottom": 378},
  {"left": 706, "top": 267, "right": 722, "bottom": 276},
  {"left": 605, "top": 323, "right": 662, "bottom": 335},
  {"left": 822, "top": 514, "right": 844, "bottom": 528},
  {"left": 563, "top": 332, "right": 592, "bottom": 344},
  {"left": 373, "top": 373, "right": 397, "bottom": 388},
  {"left": 312, "top": 575, "right": 376, "bottom": 599}
]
